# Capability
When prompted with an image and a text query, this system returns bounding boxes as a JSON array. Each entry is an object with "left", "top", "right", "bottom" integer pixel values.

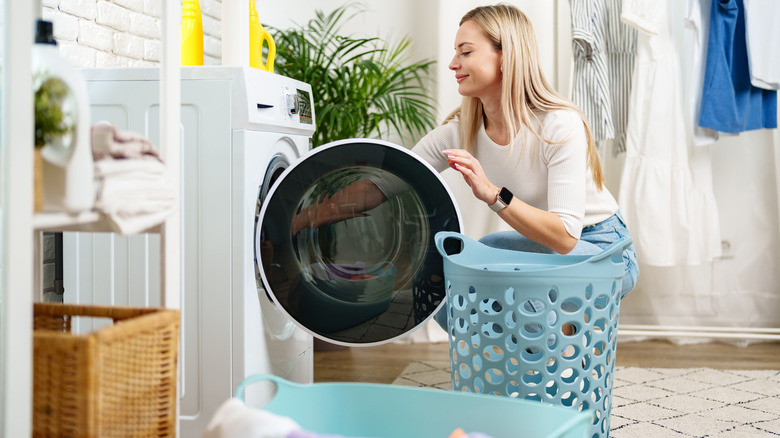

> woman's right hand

[{"left": 443, "top": 149, "right": 499, "bottom": 206}]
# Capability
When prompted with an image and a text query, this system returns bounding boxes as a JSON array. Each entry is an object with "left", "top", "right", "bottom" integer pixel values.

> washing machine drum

[{"left": 256, "top": 139, "right": 462, "bottom": 346}]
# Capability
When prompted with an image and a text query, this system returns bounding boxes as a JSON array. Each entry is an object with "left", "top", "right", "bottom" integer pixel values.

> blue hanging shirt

[{"left": 699, "top": 0, "right": 777, "bottom": 133}]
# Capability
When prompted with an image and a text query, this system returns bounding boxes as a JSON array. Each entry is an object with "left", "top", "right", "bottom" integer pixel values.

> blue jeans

[{"left": 433, "top": 212, "right": 639, "bottom": 330}]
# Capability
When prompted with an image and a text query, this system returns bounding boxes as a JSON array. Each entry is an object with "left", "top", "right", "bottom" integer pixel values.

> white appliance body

[{"left": 63, "top": 66, "right": 314, "bottom": 436}]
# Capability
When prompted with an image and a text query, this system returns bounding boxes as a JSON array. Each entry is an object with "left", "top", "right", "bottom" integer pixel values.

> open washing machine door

[
  {"left": 256, "top": 139, "right": 462, "bottom": 346},
  {"left": 254, "top": 152, "right": 300, "bottom": 341}
]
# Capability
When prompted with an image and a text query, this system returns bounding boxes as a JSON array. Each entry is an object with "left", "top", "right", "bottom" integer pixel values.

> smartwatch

[{"left": 489, "top": 187, "right": 513, "bottom": 212}]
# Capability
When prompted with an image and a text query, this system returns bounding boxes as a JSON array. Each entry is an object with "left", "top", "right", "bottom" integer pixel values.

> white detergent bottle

[{"left": 33, "top": 19, "right": 95, "bottom": 213}]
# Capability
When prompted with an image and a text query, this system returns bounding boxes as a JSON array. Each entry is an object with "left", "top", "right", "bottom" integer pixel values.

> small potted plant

[{"left": 33, "top": 73, "right": 74, "bottom": 211}]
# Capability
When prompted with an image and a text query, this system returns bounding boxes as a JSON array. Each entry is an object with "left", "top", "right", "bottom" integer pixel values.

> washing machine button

[{"left": 285, "top": 92, "right": 299, "bottom": 115}]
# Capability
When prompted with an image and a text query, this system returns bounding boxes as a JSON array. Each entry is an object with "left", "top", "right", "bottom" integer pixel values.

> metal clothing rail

[{"left": 619, "top": 324, "right": 780, "bottom": 342}]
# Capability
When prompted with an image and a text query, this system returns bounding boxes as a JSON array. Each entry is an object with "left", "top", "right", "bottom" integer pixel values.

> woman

[
  {"left": 410, "top": 4, "right": 637, "bottom": 329},
  {"left": 292, "top": 4, "right": 638, "bottom": 328}
]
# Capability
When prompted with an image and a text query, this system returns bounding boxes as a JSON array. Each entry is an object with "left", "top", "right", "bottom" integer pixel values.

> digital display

[{"left": 296, "top": 89, "right": 313, "bottom": 125}]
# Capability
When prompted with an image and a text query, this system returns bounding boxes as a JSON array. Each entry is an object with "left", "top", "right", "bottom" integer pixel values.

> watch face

[{"left": 499, "top": 187, "right": 512, "bottom": 205}]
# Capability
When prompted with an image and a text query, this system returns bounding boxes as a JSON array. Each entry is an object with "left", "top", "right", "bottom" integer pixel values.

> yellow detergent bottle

[
  {"left": 181, "top": 0, "right": 204, "bottom": 65},
  {"left": 249, "top": 0, "right": 276, "bottom": 72}
]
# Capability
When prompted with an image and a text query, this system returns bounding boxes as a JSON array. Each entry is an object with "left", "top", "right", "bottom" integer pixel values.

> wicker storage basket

[{"left": 33, "top": 303, "right": 179, "bottom": 438}]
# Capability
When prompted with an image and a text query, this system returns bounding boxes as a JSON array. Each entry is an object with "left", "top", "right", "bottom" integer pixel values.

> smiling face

[{"left": 449, "top": 20, "right": 502, "bottom": 101}]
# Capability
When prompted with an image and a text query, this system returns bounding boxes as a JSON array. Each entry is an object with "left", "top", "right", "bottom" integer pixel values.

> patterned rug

[{"left": 393, "top": 361, "right": 780, "bottom": 437}]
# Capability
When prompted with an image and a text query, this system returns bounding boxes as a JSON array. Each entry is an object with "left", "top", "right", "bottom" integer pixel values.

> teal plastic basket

[
  {"left": 434, "top": 232, "right": 632, "bottom": 438},
  {"left": 236, "top": 374, "right": 591, "bottom": 438}
]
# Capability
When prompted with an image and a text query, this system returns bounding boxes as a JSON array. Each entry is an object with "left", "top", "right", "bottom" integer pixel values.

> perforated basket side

[
  {"left": 446, "top": 273, "right": 621, "bottom": 438},
  {"left": 435, "top": 232, "right": 631, "bottom": 438}
]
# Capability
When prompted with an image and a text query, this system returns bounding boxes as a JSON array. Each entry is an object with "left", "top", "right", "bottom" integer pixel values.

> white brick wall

[
  {"left": 43, "top": 0, "right": 223, "bottom": 68},
  {"left": 60, "top": 0, "right": 97, "bottom": 20}
]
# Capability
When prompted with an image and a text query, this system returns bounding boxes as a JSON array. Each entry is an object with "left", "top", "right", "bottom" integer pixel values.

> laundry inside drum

[{"left": 289, "top": 166, "right": 430, "bottom": 340}]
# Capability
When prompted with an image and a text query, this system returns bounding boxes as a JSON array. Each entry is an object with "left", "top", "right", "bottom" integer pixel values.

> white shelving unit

[
  {"left": 32, "top": 211, "right": 101, "bottom": 230},
  {"left": 1, "top": 2, "right": 181, "bottom": 436},
  {"left": 2, "top": 2, "right": 35, "bottom": 437}
]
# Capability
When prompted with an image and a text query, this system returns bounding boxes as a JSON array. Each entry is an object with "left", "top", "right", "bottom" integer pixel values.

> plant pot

[{"left": 34, "top": 148, "right": 43, "bottom": 212}]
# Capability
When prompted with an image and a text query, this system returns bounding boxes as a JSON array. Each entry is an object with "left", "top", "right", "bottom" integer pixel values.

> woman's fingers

[
  {"left": 444, "top": 149, "right": 475, "bottom": 171},
  {"left": 444, "top": 150, "right": 482, "bottom": 180},
  {"left": 443, "top": 149, "right": 495, "bottom": 203}
]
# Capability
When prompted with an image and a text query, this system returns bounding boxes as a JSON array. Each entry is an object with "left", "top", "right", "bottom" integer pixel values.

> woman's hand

[
  {"left": 443, "top": 149, "right": 578, "bottom": 254},
  {"left": 443, "top": 149, "right": 499, "bottom": 204}
]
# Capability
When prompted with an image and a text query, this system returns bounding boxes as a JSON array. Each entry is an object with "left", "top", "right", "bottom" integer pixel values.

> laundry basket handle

[
  {"left": 434, "top": 231, "right": 482, "bottom": 262},
  {"left": 585, "top": 236, "right": 633, "bottom": 265},
  {"left": 235, "top": 374, "right": 290, "bottom": 401}
]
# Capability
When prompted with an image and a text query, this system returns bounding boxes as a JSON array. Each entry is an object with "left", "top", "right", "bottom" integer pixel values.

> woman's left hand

[{"left": 443, "top": 149, "right": 498, "bottom": 204}]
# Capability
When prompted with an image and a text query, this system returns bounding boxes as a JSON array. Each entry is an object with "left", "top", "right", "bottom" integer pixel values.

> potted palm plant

[{"left": 270, "top": 3, "right": 438, "bottom": 147}]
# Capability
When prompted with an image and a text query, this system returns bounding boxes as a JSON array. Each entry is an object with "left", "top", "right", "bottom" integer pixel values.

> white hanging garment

[
  {"left": 618, "top": 0, "right": 722, "bottom": 266},
  {"left": 743, "top": 0, "right": 780, "bottom": 90},
  {"left": 684, "top": 0, "right": 721, "bottom": 146}
]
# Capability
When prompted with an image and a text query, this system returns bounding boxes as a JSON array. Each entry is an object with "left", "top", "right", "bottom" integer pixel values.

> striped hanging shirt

[{"left": 570, "top": 0, "right": 637, "bottom": 154}]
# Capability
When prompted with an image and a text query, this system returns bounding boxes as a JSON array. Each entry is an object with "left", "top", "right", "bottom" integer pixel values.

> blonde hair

[{"left": 445, "top": 4, "right": 605, "bottom": 189}]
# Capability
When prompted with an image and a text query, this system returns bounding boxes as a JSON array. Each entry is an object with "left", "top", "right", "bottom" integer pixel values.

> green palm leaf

[{"left": 270, "top": 2, "right": 437, "bottom": 147}]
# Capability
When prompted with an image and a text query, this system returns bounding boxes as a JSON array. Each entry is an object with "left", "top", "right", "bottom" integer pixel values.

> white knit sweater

[{"left": 411, "top": 109, "right": 619, "bottom": 239}]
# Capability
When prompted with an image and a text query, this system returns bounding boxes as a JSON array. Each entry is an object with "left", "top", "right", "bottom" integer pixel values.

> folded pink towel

[{"left": 91, "top": 120, "right": 161, "bottom": 161}]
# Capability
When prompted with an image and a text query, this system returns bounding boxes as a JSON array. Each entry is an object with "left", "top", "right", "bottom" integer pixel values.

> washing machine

[{"left": 64, "top": 66, "right": 315, "bottom": 435}]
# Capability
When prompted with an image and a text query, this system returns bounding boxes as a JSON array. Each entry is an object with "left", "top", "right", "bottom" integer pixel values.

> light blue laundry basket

[
  {"left": 435, "top": 232, "right": 632, "bottom": 438},
  {"left": 236, "top": 374, "right": 591, "bottom": 438}
]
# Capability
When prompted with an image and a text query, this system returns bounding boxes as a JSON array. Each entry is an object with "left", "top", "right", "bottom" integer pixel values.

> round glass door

[{"left": 256, "top": 139, "right": 461, "bottom": 345}]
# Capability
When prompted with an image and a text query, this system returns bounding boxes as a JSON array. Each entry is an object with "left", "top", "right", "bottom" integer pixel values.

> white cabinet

[{"left": 1, "top": 2, "right": 182, "bottom": 436}]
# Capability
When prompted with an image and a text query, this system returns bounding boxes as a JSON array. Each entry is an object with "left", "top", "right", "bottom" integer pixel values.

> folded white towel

[
  {"left": 202, "top": 398, "right": 301, "bottom": 438},
  {"left": 93, "top": 159, "right": 177, "bottom": 235},
  {"left": 91, "top": 123, "right": 177, "bottom": 236},
  {"left": 95, "top": 158, "right": 167, "bottom": 175}
]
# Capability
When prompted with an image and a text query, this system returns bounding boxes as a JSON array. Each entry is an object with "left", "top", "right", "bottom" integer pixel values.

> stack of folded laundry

[{"left": 91, "top": 121, "right": 177, "bottom": 236}]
